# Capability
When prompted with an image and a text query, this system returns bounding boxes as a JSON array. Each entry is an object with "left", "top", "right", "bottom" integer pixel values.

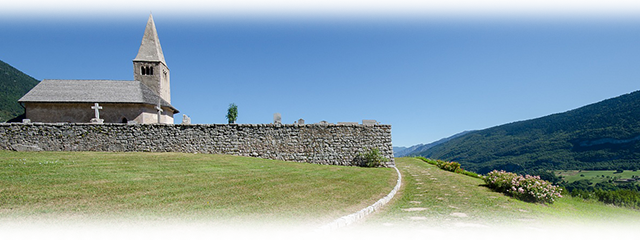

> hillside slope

[
  {"left": 396, "top": 131, "right": 474, "bottom": 157},
  {"left": 358, "top": 157, "right": 640, "bottom": 236},
  {"left": 393, "top": 131, "right": 472, "bottom": 157},
  {"left": 419, "top": 90, "right": 640, "bottom": 174},
  {"left": 0, "top": 60, "right": 39, "bottom": 122}
]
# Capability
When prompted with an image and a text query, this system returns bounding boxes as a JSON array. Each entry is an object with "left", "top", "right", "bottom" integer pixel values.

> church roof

[
  {"left": 19, "top": 80, "right": 178, "bottom": 113},
  {"left": 133, "top": 14, "right": 166, "bottom": 65}
]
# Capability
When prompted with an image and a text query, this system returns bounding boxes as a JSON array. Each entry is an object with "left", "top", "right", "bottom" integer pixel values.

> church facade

[{"left": 19, "top": 14, "right": 178, "bottom": 124}]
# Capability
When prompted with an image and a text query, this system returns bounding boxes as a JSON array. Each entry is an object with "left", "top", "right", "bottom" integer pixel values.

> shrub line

[{"left": 317, "top": 167, "right": 402, "bottom": 231}]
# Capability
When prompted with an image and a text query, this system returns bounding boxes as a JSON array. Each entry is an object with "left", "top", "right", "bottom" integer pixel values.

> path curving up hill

[{"left": 343, "top": 157, "right": 640, "bottom": 238}]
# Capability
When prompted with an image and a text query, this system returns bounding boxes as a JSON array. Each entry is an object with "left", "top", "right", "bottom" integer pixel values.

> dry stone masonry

[{"left": 0, "top": 123, "right": 394, "bottom": 167}]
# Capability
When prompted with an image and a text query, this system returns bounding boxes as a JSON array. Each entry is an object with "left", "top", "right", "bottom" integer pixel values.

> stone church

[{"left": 18, "top": 14, "right": 179, "bottom": 124}]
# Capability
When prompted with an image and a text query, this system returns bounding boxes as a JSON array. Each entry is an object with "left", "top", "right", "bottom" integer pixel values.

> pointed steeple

[
  {"left": 133, "top": 14, "right": 171, "bottom": 104},
  {"left": 134, "top": 14, "right": 166, "bottom": 64}
]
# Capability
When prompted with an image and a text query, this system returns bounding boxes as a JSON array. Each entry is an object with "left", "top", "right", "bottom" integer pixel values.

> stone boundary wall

[{"left": 0, "top": 123, "right": 394, "bottom": 167}]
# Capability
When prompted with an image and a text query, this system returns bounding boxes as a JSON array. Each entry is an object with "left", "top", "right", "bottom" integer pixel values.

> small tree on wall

[{"left": 226, "top": 103, "right": 238, "bottom": 124}]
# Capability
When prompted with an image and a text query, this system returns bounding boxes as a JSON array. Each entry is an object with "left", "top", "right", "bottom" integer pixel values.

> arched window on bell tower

[
  {"left": 141, "top": 66, "right": 155, "bottom": 76},
  {"left": 133, "top": 14, "right": 170, "bottom": 104}
]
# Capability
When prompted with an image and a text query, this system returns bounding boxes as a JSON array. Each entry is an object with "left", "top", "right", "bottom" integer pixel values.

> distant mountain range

[
  {"left": 0, "top": 60, "right": 39, "bottom": 122},
  {"left": 404, "top": 90, "right": 640, "bottom": 174},
  {"left": 394, "top": 131, "right": 473, "bottom": 157}
]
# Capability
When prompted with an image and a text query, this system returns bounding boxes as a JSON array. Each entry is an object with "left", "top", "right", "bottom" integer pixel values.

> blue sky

[{"left": 2, "top": 2, "right": 640, "bottom": 147}]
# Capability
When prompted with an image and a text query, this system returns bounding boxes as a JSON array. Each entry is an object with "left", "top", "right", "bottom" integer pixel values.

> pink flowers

[{"left": 484, "top": 170, "right": 562, "bottom": 204}]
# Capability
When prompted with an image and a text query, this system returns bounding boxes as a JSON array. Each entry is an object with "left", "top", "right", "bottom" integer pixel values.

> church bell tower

[{"left": 133, "top": 14, "right": 171, "bottom": 103}]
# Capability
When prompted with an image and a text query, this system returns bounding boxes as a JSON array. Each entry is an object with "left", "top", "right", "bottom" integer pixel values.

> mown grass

[
  {"left": 0, "top": 151, "right": 396, "bottom": 225},
  {"left": 557, "top": 169, "right": 640, "bottom": 184},
  {"left": 358, "top": 158, "right": 640, "bottom": 232}
]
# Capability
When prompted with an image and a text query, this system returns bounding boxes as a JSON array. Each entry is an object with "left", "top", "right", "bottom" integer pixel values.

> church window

[{"left": 141, "top": 66, "right": 154, "bottom": 76}]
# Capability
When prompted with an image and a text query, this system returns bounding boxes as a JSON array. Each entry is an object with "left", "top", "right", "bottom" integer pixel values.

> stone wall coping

[{"left": 0, "top": 123, "right": 391, "bottom": 128}]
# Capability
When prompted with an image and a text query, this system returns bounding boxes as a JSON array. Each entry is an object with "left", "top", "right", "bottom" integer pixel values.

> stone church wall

[
  {"left": 24, "top": 103, "right": 175, "bottom": 124},
  {"left": 0, "top": 123, "right": 394, "bottom": 167}
]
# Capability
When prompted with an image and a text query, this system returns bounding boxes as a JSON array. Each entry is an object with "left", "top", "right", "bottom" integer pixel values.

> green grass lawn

[
  {"left": 557, "top": 169, "right": 640, "bottom": 184},
  {"left": 355, "top": 158, "right": 640, "bottom": 233},
  {"left": 0, "top": 151, "right": 396, "bottom": 226}
]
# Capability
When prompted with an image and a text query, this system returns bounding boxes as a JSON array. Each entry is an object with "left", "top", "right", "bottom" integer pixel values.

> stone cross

[
  {"left": 181, "top": 114, "right": 191, "bottom": 124},
  {"left": 91, "top": 103, "right": 102, "bottom": 119},
  {"left": 273, "top": 113, "right": 282, "bottom": 124},
  {"left": 156, "top": 104, "right": 163, "bottom": 123}
]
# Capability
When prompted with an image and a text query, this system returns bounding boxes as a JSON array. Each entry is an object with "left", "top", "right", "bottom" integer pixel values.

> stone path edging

[{"left": 318, "top": 167, "right": 402, "bottom": 231}]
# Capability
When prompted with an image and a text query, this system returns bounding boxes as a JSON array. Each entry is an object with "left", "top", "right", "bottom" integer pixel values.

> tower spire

[
  {"left": 134, "top": 14, "right": 166, "bottom": 64},
  {"left": 133, "top": 14, "right": 171, "bottom": 103}
]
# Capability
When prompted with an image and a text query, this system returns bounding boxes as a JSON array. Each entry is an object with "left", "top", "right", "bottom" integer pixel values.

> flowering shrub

[
  {"left": 436, "top": 160, "right": 463, "bottom": 173},
  {"left": 484, "top": 170, "right": 563, "bottom": 204}
]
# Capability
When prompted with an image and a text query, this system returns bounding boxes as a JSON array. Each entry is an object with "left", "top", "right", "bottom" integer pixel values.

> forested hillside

[
  {"left": 0, "top": 60, "right": 39, "bottom": 122},
  {"left": 395, "top": 131, "right": 473, "bottom": 157},
  {"left": 419, "top": 90, "right": 640, "bottom": 174}
]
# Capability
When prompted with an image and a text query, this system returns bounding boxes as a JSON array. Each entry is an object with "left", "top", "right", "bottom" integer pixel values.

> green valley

[{"left": 558, "top": 169, "right": 640, "bottom": 185}]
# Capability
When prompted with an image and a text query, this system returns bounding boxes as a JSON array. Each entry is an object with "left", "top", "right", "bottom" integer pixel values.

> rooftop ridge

[
  {"left": 18, "top": 79, "right": 178, "bottom": 113},
  {"left": 41, "top": 79, "right": 133, "bottom": 81}
]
